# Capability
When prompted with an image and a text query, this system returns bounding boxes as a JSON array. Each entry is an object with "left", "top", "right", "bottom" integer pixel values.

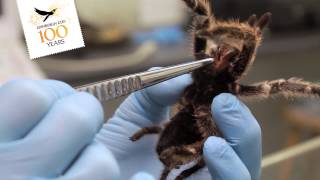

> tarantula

[{"left": 130, "top": 0, "right": 320, "bottom": 179}]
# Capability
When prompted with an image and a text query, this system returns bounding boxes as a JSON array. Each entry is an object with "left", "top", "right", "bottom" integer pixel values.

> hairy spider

[{"left": 130, "top": 0, "right": 320, "bottom": 179}]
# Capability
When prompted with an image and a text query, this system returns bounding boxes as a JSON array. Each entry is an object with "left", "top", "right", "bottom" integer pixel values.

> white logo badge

[{"left": 16, "top": 0, "right": 85, "bottom": 59}]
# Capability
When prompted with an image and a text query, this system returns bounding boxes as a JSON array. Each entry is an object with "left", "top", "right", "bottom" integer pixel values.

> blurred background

[{"left": 1, "top": 0, "right": 320, "bottom": 179}]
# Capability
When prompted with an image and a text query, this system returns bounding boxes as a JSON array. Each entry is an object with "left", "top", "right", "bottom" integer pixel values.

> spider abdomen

[{"left": 156, "top": 84, "right": 220, "bottom": 168}]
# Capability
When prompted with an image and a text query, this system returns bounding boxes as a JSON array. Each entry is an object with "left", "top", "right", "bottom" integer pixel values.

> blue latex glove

[
  {"left": 96, "top": 72, "right": 261, "bottom": 180},
  {"left": 0, "top": 79, "right": 152, "bottom": 180},
  {"left": 205, "top": 93, "right": 262, "bottom": 180}
]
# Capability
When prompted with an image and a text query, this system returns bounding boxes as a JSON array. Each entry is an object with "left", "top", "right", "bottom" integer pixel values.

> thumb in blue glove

[{"left": 204, "top": 93, "right": 262, "bottom": 180}]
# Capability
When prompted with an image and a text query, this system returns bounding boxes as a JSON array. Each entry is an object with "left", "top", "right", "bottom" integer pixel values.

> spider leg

[
  {"left": 160, "top": 167, "right": 171, "bottom": 180},
  {"left": 248, "top": 14, "right": 257, "bottom": 27},
  {"left": 129, "top": 126, "right": 162, "bottom": 141},
  {"left": 182, "top": 0, "right": 212, "bottom": 16},
  {"left": 160, "top": 145, "right": 199, "bottom": 159},
  {"left": 175, "top": 158, "right": 205, "bottom": 180},
  {"left": 229, "top": 78, "right": 320, "bottom": 99},
  {"left": 159, "top": 142, "right": 203, "bottom": 169},
  {"left": 256, "top": 12, "right": 272, "bottom": 30}
]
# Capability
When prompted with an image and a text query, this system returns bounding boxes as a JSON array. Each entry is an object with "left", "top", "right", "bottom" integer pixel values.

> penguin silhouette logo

[{"left": 34, "top": 8, "right": 57, "bottom": 22}]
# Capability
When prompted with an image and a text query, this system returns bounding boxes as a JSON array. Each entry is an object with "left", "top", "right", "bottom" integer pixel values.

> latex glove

[
  {"left": 96, "top": 71, "right": 261, "bottom": 179},
  {"left": 0, "top": 79, "right": 151, "bottom": 180},
  {"left": 96, "top": 72, "right": 193, "bottom": 179},
  {"left": 204, "top": 93, "right": 262, "bottom": 180}
]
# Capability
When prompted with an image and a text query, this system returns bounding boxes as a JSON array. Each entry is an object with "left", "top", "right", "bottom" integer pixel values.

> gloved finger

[
  {"left": 141, "top": 67, "right": 193, "bottom": 106},
  {"left": 212, "top": 93, "right": 261, "bottom": 180},
  {"left": 130, "top": 172, "right": 155, "bottom": 180},
  {"left": 96, "top": 72, "right": 192, "bottom": 157},
  {"left": 118, "top": 70, "right": 192, "bottom": 125},
  {"left": 203, "top": 137, "right": 251, "bottom": 180},
  {"left": 0, "top": 79, "right": 74, "bottom": 142},
  {"left": 58, "top": 142, "right": 120, "bottom": 180},
  {"left": 24, "top": 92, "right": 104, "bottom": 176},
  {"left": 125, "top": 66, "right": 192, "bottom": 121}
]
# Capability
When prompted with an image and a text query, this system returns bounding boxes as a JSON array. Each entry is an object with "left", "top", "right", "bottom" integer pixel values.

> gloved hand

[
  {"left": 96, "top": 73, "right": 261, "bottom": 180},
  {"left": 0, "top": 79, "right": 152, "bottom": 180},
  {"left": 204, "top": 93, "right": 261, "bottom": 180}
]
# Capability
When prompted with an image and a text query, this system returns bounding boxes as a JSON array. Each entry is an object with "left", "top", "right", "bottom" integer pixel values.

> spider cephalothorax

[
  {"left": 130, "top": 0, "right": 320, "bottom": 180},
  {"left": 190, "top": 0, "right": 271, "bottom": 84}
]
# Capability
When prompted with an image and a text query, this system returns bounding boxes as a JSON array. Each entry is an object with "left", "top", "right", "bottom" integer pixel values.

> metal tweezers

[{"left": 76, "top": 58, "right": 214, "bottom": 102}]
